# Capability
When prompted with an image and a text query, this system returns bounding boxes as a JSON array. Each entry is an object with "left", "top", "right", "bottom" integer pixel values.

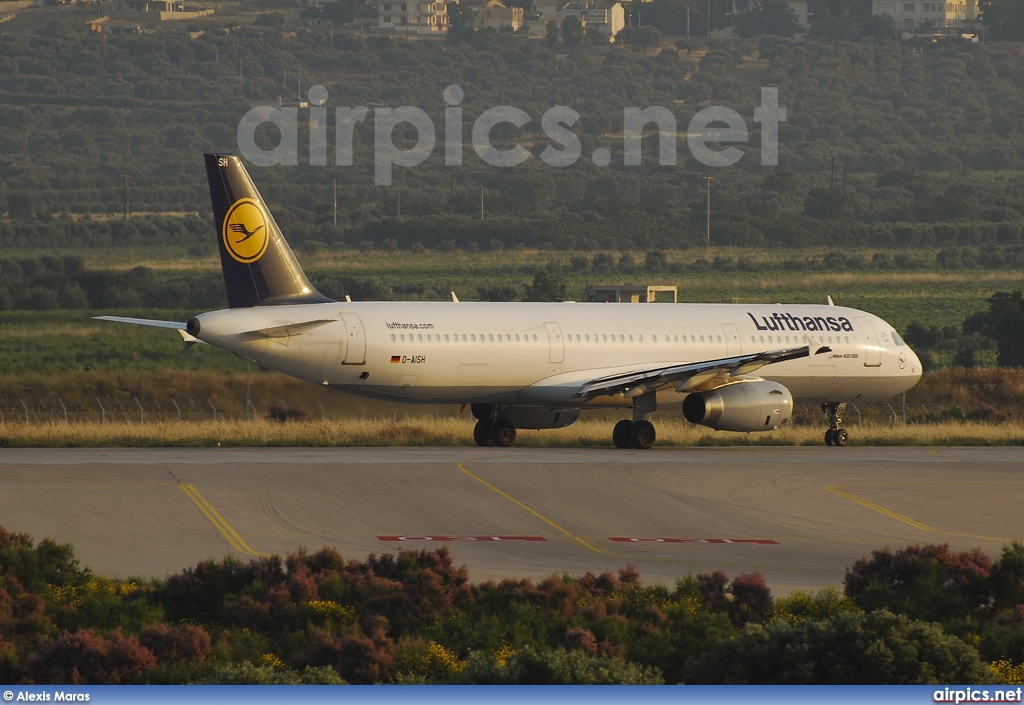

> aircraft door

[
  {"left": 721, "top": 322, "right": 741, "bottom": 357},
  {"left": 339, "top": 313, "right": 366, "bottom": 365},
  {"left": 855, "top": 316, "right": 881, "bottom": 367},
  {"left": 544, "top": 322, "right": 564, "bottom": 364}
]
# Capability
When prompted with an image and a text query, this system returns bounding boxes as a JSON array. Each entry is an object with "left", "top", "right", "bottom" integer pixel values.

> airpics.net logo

[{"left": 236, "top": 84, "right": 786, "bottom": 186}]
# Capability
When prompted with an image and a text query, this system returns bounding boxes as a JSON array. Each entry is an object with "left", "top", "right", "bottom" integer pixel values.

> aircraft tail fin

[{"left": 204, "top": 153, "right": 331, "bottom": 308}]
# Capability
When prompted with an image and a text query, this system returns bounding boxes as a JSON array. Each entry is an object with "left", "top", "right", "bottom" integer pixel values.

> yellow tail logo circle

[{"left": 222, "top": 199, "right": 269, "bottom": 263}]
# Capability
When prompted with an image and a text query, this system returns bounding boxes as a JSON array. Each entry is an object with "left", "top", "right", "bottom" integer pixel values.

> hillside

[{"left": 0, "top": 18, "right": 1021, "bottom": 252}]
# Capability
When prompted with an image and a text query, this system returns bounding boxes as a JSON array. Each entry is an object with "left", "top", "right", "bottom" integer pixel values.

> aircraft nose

[{"left": 901, "top": 346, "right": 923, "bottom": 387}]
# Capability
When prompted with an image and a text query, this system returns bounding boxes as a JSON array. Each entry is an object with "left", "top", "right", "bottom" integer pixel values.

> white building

[
  {"left": 871, "top": 0, "right": 978, "bottom": 31},
  {"left": 374, "top": 0, "right": 450, "bottom": 33},
  {"left": 558, "top": 1, "right": 625, "bottom": 42},
  {"left": 464, "top": 0, "right": 523, "bottom": 31}
]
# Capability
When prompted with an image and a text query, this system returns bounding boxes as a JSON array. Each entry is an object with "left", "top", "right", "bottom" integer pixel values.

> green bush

[
  {"left": 686, "top": 610, "right": 993, "bottom": 684},
  {"left": 192, "top": 662, "right": 345, "bottom": 684},
  {"left": 454, "top": 645, "right": 664, "bottom": 684}
]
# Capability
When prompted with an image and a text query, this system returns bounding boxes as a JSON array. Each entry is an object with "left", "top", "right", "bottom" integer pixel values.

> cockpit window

[{"left": 892, "top": 332, "right": 905, "bottom": 347}]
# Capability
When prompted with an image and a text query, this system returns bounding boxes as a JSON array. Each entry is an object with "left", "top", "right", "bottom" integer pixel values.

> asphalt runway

[{"left": 0, "top": 447, "right": 1020, "bottom": 592}]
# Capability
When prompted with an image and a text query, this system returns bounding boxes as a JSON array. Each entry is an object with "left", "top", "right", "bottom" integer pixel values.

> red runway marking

[
  {"left": 609, "top": 537, "right": 779, "bottom": 544},
  {"left": 378, "top": 535, "right": 546, "bottom": 542}
]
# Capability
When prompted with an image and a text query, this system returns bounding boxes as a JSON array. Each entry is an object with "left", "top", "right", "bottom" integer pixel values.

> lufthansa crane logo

[{"left": 222, "top": 198, "right": 269, "bottom": 264}]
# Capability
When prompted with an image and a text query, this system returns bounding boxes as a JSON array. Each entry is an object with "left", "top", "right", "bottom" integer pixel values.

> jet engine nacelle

[
  {"left": 682, "top": 381, "right": 794, "bottom": 432},
  {"left": 504, "top": 406, "right": 581, "bottom": 430}
]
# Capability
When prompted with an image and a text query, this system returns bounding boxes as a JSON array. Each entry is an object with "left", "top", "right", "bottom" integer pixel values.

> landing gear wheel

[
  {"left": 612, "top": 420, "right": 633, "bottom": 449},
  {"left": 473, "top": 419, "right": 493, "bottom": 447},
  {"left": 490, "top": 418, "right": 517, "bottom": 447},
  {"left": 471, "top": 404, "right": 492, "bottom": 421},
  {"left": 631, "top": 420, "right": 656, "bottom": 450},
  {"left": 822, "top": 402, "right": 848, "bottom": 447}
]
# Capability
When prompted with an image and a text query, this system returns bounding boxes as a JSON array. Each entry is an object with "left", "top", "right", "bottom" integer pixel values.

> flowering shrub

[
  {"left": 26, "top": 629, "right": 157, "bottom": 684},
  {"left": 138, "top": 624, "right": 212, "bottom": 664},
  {"left": 990, "top": 658, "right": 1024, "bottom": 685},
  {"left": 845, "top": 543, "right": 993, "bottom": 622},
  {"left": 3, "top": 524, "right": 1024, "bottom": 685}
]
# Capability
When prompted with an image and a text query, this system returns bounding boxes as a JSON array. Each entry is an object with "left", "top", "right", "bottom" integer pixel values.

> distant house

[
  {"left": 557, "top": 1, "right": 625, "bottom": 42},
  {"left": 525, "top": 10, "right": 550, "bottom": 36},
  {"left": 374, "top": 0, "right": 450, "bottom": 33},
  {"left": 110, "top": 0, "right": 214, "bottom": 20},
  {"left": 463, "top": 0, "right": 523, "bottom": 31},
  {"left": 585, "top": 284, "right": 678, "bottom": 303},
  {"left": 871, "top": 0, "right": 978, "bottom": 31}
]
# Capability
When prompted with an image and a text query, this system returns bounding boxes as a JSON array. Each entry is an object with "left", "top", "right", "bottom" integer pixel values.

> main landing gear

[
  {"left": 822, "top": 402, "right": 849, "bottom": 447},
  {"left": 612, "top": 419, "right": 656, "bottom": 449},
  {"left": 472, "top": 405, "right": 517, "bottom": 447},
  {"left": 612, "top": 390, "right": 657, "bottom": 449}
]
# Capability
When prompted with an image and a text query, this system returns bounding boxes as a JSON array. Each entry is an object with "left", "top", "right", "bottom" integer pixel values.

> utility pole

[
  {"left": 333, "top": 178, "right": 337, "bottom": 227},
  {"left": 707, "top": 0, "right": 711, "bottom": 37},
  {"left": 480, "top": 186, "right": 484, "bottom": 221},
  {"left": 119, "top": 172, "right": 132, "bottom": 220},
  {"left": 703, "top": 173, "right": 714, "bottom": 249},
  {"left": 245, "top": 361, "right": 251, "bottom": 422}
]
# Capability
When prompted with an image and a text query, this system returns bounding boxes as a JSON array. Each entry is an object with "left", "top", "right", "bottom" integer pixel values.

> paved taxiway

[{"left": 0, "top": 447, "right": 1020, "bottom": 592}]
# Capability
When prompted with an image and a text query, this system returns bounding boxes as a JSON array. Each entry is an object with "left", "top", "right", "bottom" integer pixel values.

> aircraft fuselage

[{"left": 192, "top": 301, "right": 921, "bottom": 408}]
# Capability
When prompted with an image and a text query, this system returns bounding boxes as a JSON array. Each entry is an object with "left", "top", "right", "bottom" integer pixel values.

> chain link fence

[
  {"left": 0, "top": 395, "right": 929, "bottom": 426},
  {"left": 0, "top": 396, "right": 319, "bottom": 424}
]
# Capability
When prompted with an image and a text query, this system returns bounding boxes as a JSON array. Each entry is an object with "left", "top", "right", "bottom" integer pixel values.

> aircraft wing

[{"left": 574, "top": 344, "right": 828, "bottom": 401}]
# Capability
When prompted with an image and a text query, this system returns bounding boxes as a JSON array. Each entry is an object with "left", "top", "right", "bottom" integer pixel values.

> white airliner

[{"left": 97, "top": 154, "right": 922, "bottom": 448}]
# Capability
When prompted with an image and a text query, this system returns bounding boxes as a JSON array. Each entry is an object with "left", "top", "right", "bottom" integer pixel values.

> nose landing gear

[{"left": 823, "top": 402, "right": 849, "bottom": 446}]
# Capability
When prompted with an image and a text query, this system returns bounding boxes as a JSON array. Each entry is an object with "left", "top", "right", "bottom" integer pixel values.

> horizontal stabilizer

[{"left": 93, "top": 316, "right": 186, "bottom": 330}]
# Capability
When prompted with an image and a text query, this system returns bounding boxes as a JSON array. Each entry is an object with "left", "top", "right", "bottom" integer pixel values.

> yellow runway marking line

[
  {"left": 825, "top": 486, "right": 1012, "bottom": 542},
  {"left": 179, "top": 483, "right": 269, "bottom": 557},
  {"left": 456, "top": 462, "right": 608, "bottom": 556}
]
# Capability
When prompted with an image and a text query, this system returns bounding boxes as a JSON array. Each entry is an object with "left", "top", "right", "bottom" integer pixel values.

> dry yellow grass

[{"left": 1, "top": 417, "right": 1022, "bottom": 448}]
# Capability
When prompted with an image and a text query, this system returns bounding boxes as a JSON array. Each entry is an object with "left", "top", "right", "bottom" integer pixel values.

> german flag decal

[{"left": 391, "top": 355, "right": 401, "bottom": 364}]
